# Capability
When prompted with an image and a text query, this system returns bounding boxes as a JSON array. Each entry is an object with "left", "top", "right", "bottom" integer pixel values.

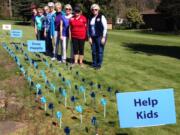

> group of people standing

[{"left": 32, "top": 2, "right": 107, "bottom": 69}]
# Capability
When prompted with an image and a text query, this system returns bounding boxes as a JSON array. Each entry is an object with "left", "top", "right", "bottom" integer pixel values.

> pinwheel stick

[
  {"left": 80, "top": 113, "right": 83, "bottom": 124},
  {"left": 65, "top": 97, "right": 67, "bottom": 107},
  {"left": 59, "top": 118, "right": 62, "bottom": 128},
  {"left": 104, "top": 105, "right": 106, "bottom": 118},
  {"left": 44, "top": 103, "right": 47, "bottom": 112},
  {"left": 84, "top": 92, "right": 86, "bottom": 103}
]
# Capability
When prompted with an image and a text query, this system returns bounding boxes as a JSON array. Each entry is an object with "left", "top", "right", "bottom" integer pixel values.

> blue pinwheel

[
  {"left": 100, "top": 98, "right": 107, "bottom": 118},
  {"left": 56, "top": 111, "right": 62, "bottom": 119},
  {"left": 27, "top": 76, "right": 32, "bottom": 86},
  {"left": 75, "top": 105, "right": 83, "bottom": 113},
  {"left": 62, "top": 89, "right": 67, "bottom": 107},
  {"left": 79, "top": 86, "right": 86, "bottom": 102},
  {"left": 34, "top": 62, "right": 38, "bottom": 69},
  {"left": 50, "top": 83, "right": 56, "bottom": 93},
  {"left": 56, "top": 111, "right": 63, "bottom": 128},
  {"left": 66, "top": 80, "right": 71, "bottom": 87},
  {"left": 91, "top": 116, "right": 97, "bottom": 126},
  {"left": 40, "top": 96, "right": 47, "bottom": 111},
  {"left": 64, "top": 127, "right": 70, "bottom": 135},
  {"left": 75, "top": 105, "right": 83, "bottom": 124},
  {"left": 62, "top": 89, "right": 67, "bottom": 97},
  {"left": 40, "top": 96, "right": 47, "bottom": 104},
  {"left": 36, "top": 83, "right": 41, "bottom": 97},
  {"left": 48, "top": 103, "right": 54, "bottom": 117}
]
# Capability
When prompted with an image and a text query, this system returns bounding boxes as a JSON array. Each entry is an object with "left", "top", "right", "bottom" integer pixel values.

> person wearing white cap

[
  {"left": 47, "top": 2, "right": 56, "bottom": 57},
  {"left": 48, "top": 2, "right": 56, "bottom": 15},
  {"left": 88, "top": 4, "right": 107, "bottom": 70}
]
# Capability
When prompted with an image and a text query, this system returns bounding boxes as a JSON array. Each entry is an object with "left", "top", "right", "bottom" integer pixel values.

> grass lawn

[{"left": 0, "top": 20, "right": 180, "bottom": 135}]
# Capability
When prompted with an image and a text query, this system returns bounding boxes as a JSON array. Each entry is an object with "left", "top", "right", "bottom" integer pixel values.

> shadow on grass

[
  {"left": 14, "top": 21, "right": 31, "bottom": 26},
  {"left": 136, "top": 29, "right": 180, "bottom": 36},
  {"left": 116, "top": 133, "right": 128, "bottom": 135},
  {"left": 123, "top": 43, "right": 180, "bottom": 59}
]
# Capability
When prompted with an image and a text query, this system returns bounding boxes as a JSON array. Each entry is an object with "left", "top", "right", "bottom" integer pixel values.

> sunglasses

[
  {"left": 74, "top": 10, "right": 80, "bottom": 13},
  {"left": 66, "top": 8, "right": 72, "bottom": 11},
  {"left": 92, "top": 9, "right": 98, "bottom": 11}
]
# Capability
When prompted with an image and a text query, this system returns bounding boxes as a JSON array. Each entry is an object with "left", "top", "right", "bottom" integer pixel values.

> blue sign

[
  {"left": 116, "top": 88, "right": 176, "bottom": 128},
  {"left": 27, "top": 40, "right": 46, "bottom": 52},
  {"left": 10, "top": 30, "right": 22, "bottom": 38}
]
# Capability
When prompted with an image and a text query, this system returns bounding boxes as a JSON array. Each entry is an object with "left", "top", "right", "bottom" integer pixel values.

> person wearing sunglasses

[
  {"left": 51, "top": 2, "right": 63, "bottom": 61},
  {"left": 69, "top": 5, "right": 87, "bottom": 67},
  {"left": 88, "top": 4, "right": 107, "bottom": 70},
  {"left": 35, "top": 8, "right": 45, "bottom": 40},
  {"left": 60, "top": 4, "right": 73, "bottom": 63}
]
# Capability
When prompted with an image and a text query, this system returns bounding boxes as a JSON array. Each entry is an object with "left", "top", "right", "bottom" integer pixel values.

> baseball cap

[
  {"left": 74, "top": 5, "right": 81, "bottom": 12},
  {"left": 48, "top": 2, "right": 55, "bottom": 7}
]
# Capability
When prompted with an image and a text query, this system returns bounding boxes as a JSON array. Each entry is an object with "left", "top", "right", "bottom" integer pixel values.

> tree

[
  {"left": 156, "top": 0, "right": 180, "bottom": 31},
  {"left": 12, "top": 0, "right": 33, "bottom": 21},
  {"left": 126, "top": 8, "right": 144, "bottom": 28}
]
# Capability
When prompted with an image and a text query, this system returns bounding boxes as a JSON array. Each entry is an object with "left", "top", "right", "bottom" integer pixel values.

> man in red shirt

[{"left": 69, "top": 5, "right": 87, "bottom": 67}]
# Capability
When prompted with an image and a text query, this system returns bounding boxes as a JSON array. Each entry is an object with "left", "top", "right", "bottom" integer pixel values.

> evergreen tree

[{"left": 12, "top": 0, "right": 32, "bottom": 21}]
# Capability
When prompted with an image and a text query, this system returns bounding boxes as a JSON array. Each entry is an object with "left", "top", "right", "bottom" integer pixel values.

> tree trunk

[{"left": 9, "top": 0, "right": 12, "bottom": 18}]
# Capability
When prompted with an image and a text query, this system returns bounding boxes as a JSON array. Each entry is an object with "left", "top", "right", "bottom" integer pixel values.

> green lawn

[{"left": 0, "top": 20, "right": 180, "bottom": 135}]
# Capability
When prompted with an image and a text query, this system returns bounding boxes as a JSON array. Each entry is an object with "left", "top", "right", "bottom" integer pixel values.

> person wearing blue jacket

[
  {"left": 88, "top": 4, "right": 107, "bottom": 70},
  {"left": 43, "top": 6, "right": 53, "bottom": 56}
]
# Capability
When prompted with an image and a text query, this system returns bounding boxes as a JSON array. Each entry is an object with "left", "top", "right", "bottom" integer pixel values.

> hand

[
  {"left": 89, "top": 38, "right": 92, "bottom": 45},
  {"left": 101, "top": 37, "right": 106, "bottom": 45},
  {"left": 44, "top": 32, "right": 47, "bottom": 37},
  {"left": 60, "top": 36, "right": 64, "bottom": 41},
  {"left": 35, "top": 29, "right": 37, "bottom": 35}
]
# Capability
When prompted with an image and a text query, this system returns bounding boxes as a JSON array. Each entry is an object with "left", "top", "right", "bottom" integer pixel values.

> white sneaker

[
  {"left": 51, "top": 57, "right": 56, "bottom": 61},
  {"left": 62, "top": 60, "right": 66, "bottom": 63},
  {"left": 58, "top": 61, "right": 62, "bottom": 64}
]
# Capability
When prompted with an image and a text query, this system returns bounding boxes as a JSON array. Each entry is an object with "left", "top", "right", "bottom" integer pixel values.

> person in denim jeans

[
  {"left": 43, "top": 6, "right": 53, "bottom": 56},
  {"left": 88, "top": 4, "right": 107, "bottom": 70}
]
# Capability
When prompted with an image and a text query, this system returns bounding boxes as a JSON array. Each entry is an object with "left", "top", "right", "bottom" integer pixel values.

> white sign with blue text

[
  {"left": 116, "top": 88, "right": 176, "bottom": 128},
  {"left": 27, "top": 40, "right": 46, "bottom": 52},
  {"left": 11, "top": 30, "right": 23, "bottom": 38}
]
